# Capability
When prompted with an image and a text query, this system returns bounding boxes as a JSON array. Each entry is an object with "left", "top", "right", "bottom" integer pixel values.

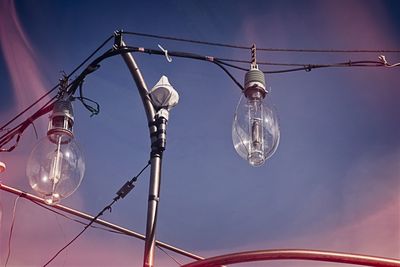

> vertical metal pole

[
  {"left": 119, "top": 40, "right": 162, "bottom": 267},
  {"left": 143, "top": 153, "right": 162, "bottom": 267}
]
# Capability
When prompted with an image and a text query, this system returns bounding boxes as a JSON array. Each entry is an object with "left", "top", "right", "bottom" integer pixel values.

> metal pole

[
  {"left": 118, "top": 40, "right": 164, "bottom": 267},
  {"left": 0, "top": 183, "right": 203, "bottom": 261}
]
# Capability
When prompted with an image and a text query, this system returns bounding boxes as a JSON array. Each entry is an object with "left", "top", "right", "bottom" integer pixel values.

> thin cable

[
  {"left": 257, "top": 47, "right": 400, "bottom": 53},
  {"left": 121, "top": 46, "right": 244, "bottom": 91},
  {"left": 157, "top": 245, "right": 183, "bottom": 266},
  {"left": 2, "top": 44, "right": 398, "bottom": 152},
  {"left": 123, "top": 31, "right": 249, "bottom": 50},
  {"left": 263, "top": 60, "right": 389, "bottom": 74},
  {"left": 5, "top": 195, "right": 21, "bottom": 267},
  {"left": 54, "top": 214, "right": 68, "bottom": 267},
  {"left": 42, "top": 161, "right": 151, "bottom": 267},
  {"left": 42, "top": 200, "right": 117, "bottom": 266},
  {"left": 1, "top": 32, "right": 399, "bottom": 139},
  {"left": 123, "top": 31, "right": 400, "bottom": 53},
  {"left": 27, "top": 198, "right": 125, "bottom": 235},
  {"left": 212, "top": 60, "right": 244, "bottom": 91},
  {"left": 0, "top": 35, "right": 113, "bottom": 133},
  {"left": 66, "top": 35, "right": 113, "bottom": 79},
  {"left": 0, "top": 84, "right": 58, "bottom": 132},
  {"left": 0, "top": 96, "right": 57, "bottom": 152}
]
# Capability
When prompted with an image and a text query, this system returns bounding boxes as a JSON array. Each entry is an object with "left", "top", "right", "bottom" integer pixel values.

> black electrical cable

[
  {"left": 0, "top": 84, "right": 58, "bottom": 132},
  {"left": 27, "top": 198, "right": 119, "bottom": 232},
  {"left": 157, "top": 245, "right": 183, "bottom": 266},
  {"left": 257, "top": 47, "right": 400, "bottom": 53},
  {"left": 2, "top": 31, "right": 399, "bottom": 140},
  {"left": 5, "top": 196, "right": 21, "bottom": 267},
  {"left": 0, "top": 47, "right": 118, "bottom": 152},
  {"left": 42, "top": 161, "right": 151, "bottom": 267},
  {"left": 216, "top": 57, "right": 383, "bottom": 67},
  {"left": 123, "top": 31, "right": 400, "bottom": 53},
  {"left": 66, "top": 35, "right": 114, "bottom": 79},
  {"left": 0, "top": 35, "right": 113, "bottom": 133},
  {"left": 0, "top": 96, "right": 57, "bottom": 152},
  {"left": 2, "top": 43, "right": 398, "bottom": 153},
  {"left": 123, "top": 31, "right": 250, "bottom": 50},
  {"left": 262, "top": 60, "right": 389, "bottom": 74},
  {"left": 121, "top": 46, "right": 245, "bottom": 91}
]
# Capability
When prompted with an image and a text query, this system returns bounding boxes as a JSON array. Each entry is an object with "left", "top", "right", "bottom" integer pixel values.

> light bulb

[
  {"left": 232, "top": 67, "right": 280, "bottom": 167},
  {"left": 26, "top": 99, "right": 85, "bottom": 204}
]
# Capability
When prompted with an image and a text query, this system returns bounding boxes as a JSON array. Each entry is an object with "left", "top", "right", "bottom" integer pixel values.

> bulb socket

[
  {"left": 47, "top": 99, "right": 74, "bottom": 144},
  {"left": 244, "top": 68, "right": 267, "bottom": 99}
]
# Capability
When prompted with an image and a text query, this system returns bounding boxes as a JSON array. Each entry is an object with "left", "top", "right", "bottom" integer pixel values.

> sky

[{"left": 0, "top": 0, "right": 399, "bottom": 266}]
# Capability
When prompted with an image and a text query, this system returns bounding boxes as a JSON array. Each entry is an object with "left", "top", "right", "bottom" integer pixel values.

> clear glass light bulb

[
  {"left": 26, "top": 99, "right": 85, "bottom": 204},
  {"left": 232, "top": 92, "right": 280, "bottom": 167},
  {"left": 26, "top": 133, "right": 85, "bottom": 204}
]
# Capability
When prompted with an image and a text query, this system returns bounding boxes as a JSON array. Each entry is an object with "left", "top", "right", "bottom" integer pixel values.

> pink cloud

[{"left": 0, "top": 0, "right": 50, "bottom": 132}]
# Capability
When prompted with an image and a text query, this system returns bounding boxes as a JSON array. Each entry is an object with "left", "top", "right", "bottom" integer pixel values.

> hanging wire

[
  {"left": 123, "top": 31, "right": 249, "bottom": 50},
  {"left": 42, "top": 160, "right": 151, "bottom": 267},
  {"left": 0, "top": 34, "right": 113, "bottom": 133},
  {"left": 27, "top": 198, "right": 125, "bottom": 235},
  {"left": 54, "top": 214, "right": 68, "bottom": 267},
  {"left": 157, "top": 245, "right": 183, "bottom": 266},
  {"left": 2, "top": 30, "right": 399, "bottom": 138},
  {"left": 5, "top": 195, "right": 21, "bottom": 267},
  {"left": 1, "top": 41, "right": 399, "bottom": 153},
  {"left": 0, "top": 85, "right": 58, "bottom": 132},
  {"left": 66, "top": 35, "right": 114, "bottom": 79},
  {"left": 123, "top": 31, "right": 400, "bottom": 53}
]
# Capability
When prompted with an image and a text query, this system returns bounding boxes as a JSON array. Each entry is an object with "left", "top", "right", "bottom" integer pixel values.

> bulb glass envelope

[
  {"left": 26, "top": 134, "right": 85, "bottom": 204},
  {"left": 232, "top": 93, "right": 280, "bottom": 167},
  {"left": 26, "top": 99, "right": 85, "bottom": 204}
]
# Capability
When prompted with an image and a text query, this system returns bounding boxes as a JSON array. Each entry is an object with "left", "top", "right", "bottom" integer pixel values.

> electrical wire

[
  {"left": 66, "top": 35, "right": 114, "bottom": 79},
  {"left": 26, "top": 198, "right": 128, "bottom": 237},
  {"left": 0, "top": 85, "right": 58, "bottom": 132},
  {"left": 123, "top": 31, "right": 249, "bottom": 50},
  {"left": 157, "top": 245, "right": 183, "bottom": 266},
  {"left": 5, "top": 195, "right": 21, "bottom": 267},
  {"left": 1, "top": 42, "right": 398, "bottom": 153},
  {"left": 123, "top": 31, "right": 400, "bottom": 53},
  {"left": 54, "top": 214, "right": 68, "bottom": 267},
  {"left": 42, "top": 160, "right": 151, "bottom": 267},
  {"left": 0, "top": 35, "right": 113, "bottom": 134},
  {"left": 0, "top": 96, "right": 57, "bottom": 152},
  {"left": 1, "top": 30, "right": 399, "bottom": 140}
]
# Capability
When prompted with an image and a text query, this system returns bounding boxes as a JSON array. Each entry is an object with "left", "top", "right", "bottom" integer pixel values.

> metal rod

[
  {"left": 182, "top": 249, "right": 400, "bottom": 267},
  {"left": 0, "top": 183, "right": 203, "bottom": 261},
  {"left": 119, "top": 41, "right": 163, "bottom": 267}
]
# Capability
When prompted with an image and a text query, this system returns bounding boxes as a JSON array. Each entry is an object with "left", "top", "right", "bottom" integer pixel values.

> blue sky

[{"left": 0, "top": 0, "right": 399, "bottom": 266}]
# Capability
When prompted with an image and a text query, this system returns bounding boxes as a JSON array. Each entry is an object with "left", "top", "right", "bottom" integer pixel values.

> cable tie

[{"left": 158, "top": 44, "right": 172, "bottom": 62}]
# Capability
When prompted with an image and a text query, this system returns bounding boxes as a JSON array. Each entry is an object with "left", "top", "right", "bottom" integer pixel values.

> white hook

[
  {"left": 379, "top": 55, "right": 400, "bottom": 67},
  {"left": 158, "top": 44, "right": 172, "bottom": 63}
]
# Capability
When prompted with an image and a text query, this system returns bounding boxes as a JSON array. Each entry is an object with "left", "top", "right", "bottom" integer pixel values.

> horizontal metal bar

[{"left": 0, "top": 183, "right": 203, "bottom": 261}]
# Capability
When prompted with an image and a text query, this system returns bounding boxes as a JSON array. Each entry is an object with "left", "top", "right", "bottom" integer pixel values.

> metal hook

[
  {"left": 158, "top": 44, "right": 172, "bottom": 63},
  {"left": 379, "top": 55, "right": 400, "bottom": 67}
]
